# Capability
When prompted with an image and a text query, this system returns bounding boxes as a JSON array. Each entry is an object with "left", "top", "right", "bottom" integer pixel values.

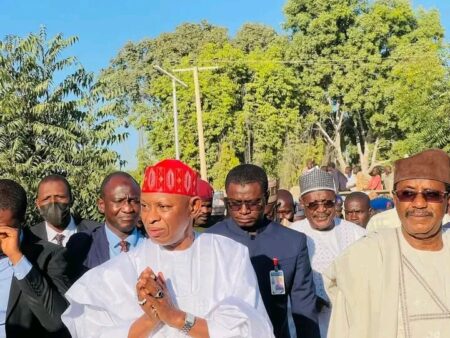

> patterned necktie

[
  {"left": 54, "top": 233, "right": 65, "bottom": 246},
  {"left": 119, "top": 240, "right": 130, "bottom": 253}
]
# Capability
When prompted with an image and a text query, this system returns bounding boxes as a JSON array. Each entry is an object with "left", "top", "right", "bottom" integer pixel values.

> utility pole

[
  {"left": 153, "top": 65, "right": 188, "bottom": 160},
  {"left": 173, "top": 66, "right": 218, "bottom": 180}
]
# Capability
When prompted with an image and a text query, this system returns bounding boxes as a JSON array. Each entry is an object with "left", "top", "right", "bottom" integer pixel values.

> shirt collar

[
  {"left": 104, "top": 223, "right": 141, "bottom": 249},
  {"left": 225, "top": 217, "right": 272, "bottom": 237},
  {"left": 45, "top": 215, "right": 77, "bottom": 241}
]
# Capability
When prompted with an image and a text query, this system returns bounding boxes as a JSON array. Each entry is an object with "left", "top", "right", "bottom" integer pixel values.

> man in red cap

[
  {"left": 62, "top": 159, "right": 274, "bottom": 338},
  {"left": 194, "top": 179, "right": 214, "bottom": 229},
  {"left": 325, "top": 149, "right": 450, "bottom": 338}
]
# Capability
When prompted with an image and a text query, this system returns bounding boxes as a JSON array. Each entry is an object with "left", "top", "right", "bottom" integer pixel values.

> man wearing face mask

[{"left": 31, "top": 175, "right": 100, "bottom": 247}]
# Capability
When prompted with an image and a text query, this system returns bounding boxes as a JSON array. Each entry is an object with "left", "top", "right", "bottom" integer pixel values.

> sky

[{"left": 1, "top": 0, "right": 448, "bottom": 170}]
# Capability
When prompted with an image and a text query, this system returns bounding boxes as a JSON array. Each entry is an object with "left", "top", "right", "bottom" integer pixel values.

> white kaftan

[{"left": 62, "top": 233, "right": 274, "bottom": 338}]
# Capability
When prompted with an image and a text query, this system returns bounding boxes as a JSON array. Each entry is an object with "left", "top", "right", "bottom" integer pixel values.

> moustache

[{"left": 406, "top": 210, "right": 433, "bottom": 217}]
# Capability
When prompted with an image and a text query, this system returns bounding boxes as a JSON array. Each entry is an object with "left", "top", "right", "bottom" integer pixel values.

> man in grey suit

[
  {"left": 0, "top": 179, "right": 71, "bottom": 338},
  {"left": 30, "top": 174, "right": 100, "bottom": 247}
]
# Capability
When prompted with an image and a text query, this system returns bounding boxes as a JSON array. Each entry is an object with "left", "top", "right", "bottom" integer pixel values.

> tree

[
  {"left": 284, "top": 0, "right": 448, "bottom": 171},
  {"left": 210, "top": 141, "right": 240, "bottom": 189},
  {"left": 0, "top": 27, "right": 125, "bottom": 222},
  {"left": 234, "top": 23, "right": 278, "bottom": 53}
]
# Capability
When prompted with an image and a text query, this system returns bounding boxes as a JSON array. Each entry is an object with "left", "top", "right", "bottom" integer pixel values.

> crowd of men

[{"left": 0, "top": 148, "right": 449, "bottom": 337}]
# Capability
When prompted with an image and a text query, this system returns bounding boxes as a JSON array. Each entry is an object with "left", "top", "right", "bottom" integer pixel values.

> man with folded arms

[
  {"left": 62, "top": 159, "right": 273, "bottom": 338},
  {"left": 325, "top": 149, "right": 450, "bottom": 338}
]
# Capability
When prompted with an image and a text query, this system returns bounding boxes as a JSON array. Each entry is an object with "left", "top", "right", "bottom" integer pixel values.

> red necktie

[{"left": 119, "top": 240, "right": 130, "bottom": 252}]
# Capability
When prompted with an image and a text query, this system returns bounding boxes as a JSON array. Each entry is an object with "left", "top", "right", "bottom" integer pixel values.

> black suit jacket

[
  {"left": 29, "top": 217, "right": 101, "bottom": 244},
  {"left": 6, "top": 229, "right": 72, "bottom": 338},
  {"left": 66, "top": 225, "right": 110, "bottom": 281}
]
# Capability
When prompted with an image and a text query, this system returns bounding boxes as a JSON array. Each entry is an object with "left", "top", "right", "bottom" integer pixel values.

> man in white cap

[
  {"left": 291, "top": 168, "right": 366, "bottom": 337},
  {"left": 325, "top": 149, "right": 450, "bottom": 338},
  {"left": 61, "top": 159, "right": 273, "bottom": 338}
]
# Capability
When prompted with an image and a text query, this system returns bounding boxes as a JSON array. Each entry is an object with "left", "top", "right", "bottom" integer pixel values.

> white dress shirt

[{"left": 45, "top": 216, "right": 77, "bottom": 246}]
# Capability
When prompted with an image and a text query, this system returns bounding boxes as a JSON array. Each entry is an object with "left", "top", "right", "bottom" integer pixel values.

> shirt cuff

[{"left": 12, "top": 255, "right": 33, "bottom": 280}]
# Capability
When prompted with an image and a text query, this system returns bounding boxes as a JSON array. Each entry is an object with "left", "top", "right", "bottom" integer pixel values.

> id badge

[{"left": 270, "top": 269, "right": 286, "bottom": 295}]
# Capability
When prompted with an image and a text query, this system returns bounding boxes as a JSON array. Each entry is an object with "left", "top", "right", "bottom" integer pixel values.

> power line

[{"left": 172, "top": 53, "right": 447, "bottom": 67}]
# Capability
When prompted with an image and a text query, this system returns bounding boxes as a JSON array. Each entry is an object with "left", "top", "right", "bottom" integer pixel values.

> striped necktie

[
  {"left": 119, "top": 240, "right": 130, "bottom": 253},
  {"left": 54, "top": 233, "right": 65, "bottom": 246}
]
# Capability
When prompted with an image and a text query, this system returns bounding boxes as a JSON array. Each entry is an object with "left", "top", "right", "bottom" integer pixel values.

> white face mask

[{"left": 281, "top": 218, "right": 292, "bottom": 227}]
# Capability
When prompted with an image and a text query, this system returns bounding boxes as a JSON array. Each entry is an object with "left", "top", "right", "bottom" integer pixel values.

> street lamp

[{"left": 152, "top": 65, "right": 188, "bottom": 160}]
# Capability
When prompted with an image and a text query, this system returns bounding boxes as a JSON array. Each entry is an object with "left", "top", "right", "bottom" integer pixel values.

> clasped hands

[{"left": 136, "top": 267, "right": 185, "bottom": 330}]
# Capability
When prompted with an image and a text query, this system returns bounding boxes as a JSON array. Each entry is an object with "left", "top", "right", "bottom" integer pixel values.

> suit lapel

[
  {"left": 87, "top": 226, "right": 110, "bottom": 268},
  {"left": 30, "top": 222, "right": 48, "bottom": 241}
]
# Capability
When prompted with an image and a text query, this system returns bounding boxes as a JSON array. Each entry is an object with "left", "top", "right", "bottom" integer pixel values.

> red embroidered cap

[
  {"left": 197, "top": 179, "right": 214, "bottom": 200},
  {"left": 142, "top": 159, "right": 198, "bottom": 196}
]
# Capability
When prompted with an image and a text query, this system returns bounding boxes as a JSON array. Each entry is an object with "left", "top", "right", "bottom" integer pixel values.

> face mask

[{"left": 39, "top": 202, "right": 71, "bottom": 227}]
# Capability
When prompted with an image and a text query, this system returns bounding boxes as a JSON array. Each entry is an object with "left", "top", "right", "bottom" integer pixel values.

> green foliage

[
  {"left": 284, "top": 0, "right": 448, "bottom": 169},
  {"left": 233, "top": 23, "right": 278, "bottom": 53},
  {"left": 0, "top": 27, "right": 125, "bottom": 223},
  {"left": 98, "top": 2, "right": 449, "bottom": 186},
  {"left": 210, "top": 142, "right": 240, "bottom": 190}
]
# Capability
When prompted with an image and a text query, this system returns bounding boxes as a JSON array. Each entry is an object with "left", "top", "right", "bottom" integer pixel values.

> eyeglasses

[
  {"left": 226, "top": 198, "right": 264, "bottom": 211},
  {"left": 304, "top": 199, "right": 336, "bottom": 211},
  {"left": 393, "top": 189, "right": 448, "bottom": 203}
]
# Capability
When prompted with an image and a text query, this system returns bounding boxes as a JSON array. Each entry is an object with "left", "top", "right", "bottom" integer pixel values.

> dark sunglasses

[
  {"left": 393, "top": 189, "right": 448, "bottom": 203},
  {"left": 226, "top": 198, "right": 264, "bottom": 211},
  {"left": 304, "top": 199, "right": 336, "bottom": 211}
]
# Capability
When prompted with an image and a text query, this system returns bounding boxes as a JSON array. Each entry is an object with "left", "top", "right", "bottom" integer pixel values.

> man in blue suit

[
  {"left": 207, "top": 164, "right": 320, "bottom": 338},
  {"left": 67, "top": 172, "right": 145, "bottom": 280}
]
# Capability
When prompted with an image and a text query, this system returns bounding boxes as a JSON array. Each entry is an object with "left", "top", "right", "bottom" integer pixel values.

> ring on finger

[
  {"left": 153, "top": 289, "right": 164, "bottom": 299},
  {"left": 138, "top": 298, "right": 147, "bottom": 306},
  {"left": 150, "top": 273, "right": 157, "bottom": 281}
]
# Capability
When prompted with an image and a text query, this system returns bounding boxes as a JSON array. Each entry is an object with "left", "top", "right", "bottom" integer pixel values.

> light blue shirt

[
  {"left": 104, "top": 224, "right": 145, "bottom": 259},
  {"left": 0, "top": 254, "right": 32, "bottom": 338}
]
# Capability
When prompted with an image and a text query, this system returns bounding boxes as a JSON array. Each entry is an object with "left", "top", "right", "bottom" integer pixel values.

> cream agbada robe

[
  {"left": 324, "top": 228, "right": 450, "bottom": 338},
  {"left": 62, "top": 233, "right": 274, "bottom": 338}
]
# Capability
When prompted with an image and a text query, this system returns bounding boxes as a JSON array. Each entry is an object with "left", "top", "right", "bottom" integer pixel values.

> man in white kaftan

[
  {"left": 291, "top": 169, "right": 366, "bottom": 337},
  {"left": 62, "top": 233, "right": 273, "bottom": 338},
  {"left": 62, "top": 159, "right": 274, "bottom": 338},
  {"left": 325, "top": 149, "right": 450, "bottom": 338}
]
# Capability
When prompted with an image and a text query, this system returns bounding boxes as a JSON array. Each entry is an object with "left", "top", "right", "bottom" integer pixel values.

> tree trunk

[{"left": 315, "top": 103, "right": 348, "bottom": 171}]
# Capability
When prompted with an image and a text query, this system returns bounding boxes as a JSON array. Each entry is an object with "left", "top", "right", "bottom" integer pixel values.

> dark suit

[
  {"left": 66, "top": 225, "right": 110, "bottom": 280},
  {"left": 6, "top": 229, "right": 71, "bottom": 338},
  {"left": 29, "top": 217, "right": 101, "bottom": 244},
  {"left": 207, "top": 218, "right": 320, "bottom": 338}
]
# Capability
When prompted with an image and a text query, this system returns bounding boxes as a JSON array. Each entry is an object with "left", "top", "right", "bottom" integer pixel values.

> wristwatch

[{"left": 180, "top": 312, "right": 196, "bottom": 335}]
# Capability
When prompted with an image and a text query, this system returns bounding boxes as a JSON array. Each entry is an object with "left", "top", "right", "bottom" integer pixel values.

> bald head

[
  {"left": 100, "top": 172, "right": 139, "bottom": 197},
  {"left": 277, "top": 189, "right": 295, "bottom": 222},
  {"left": 344, "top": 192, "right": 372, "bottom": 228}
]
